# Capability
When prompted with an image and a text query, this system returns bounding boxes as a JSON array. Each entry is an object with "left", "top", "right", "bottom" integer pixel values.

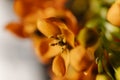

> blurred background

[{"left": 0, "top": 0, "right": 47, "bottom": 80}]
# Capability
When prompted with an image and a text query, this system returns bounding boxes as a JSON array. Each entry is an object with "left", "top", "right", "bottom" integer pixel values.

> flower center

[{"left": 50, "top": 35, "right": 67, "bottom": 52}]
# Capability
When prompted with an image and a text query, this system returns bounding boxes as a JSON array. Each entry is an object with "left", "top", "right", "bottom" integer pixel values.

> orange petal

[
  {"left": 58, "top": 23, "right": 75, "bottom": 47},
  {"left": 70, "top": 46, "right": 86, "bottom": 71},
  {"left": 14, "top": 0, "right": 27, "bottom": 17},
  {"left": 23, "top": 10, "right": 45, "bottom": 23},
  {"left": 31, "top": 35, "right": 51, "bottom": 63},
  {"left": 64, "top": 10, "right": 79, "bottom": 35},
  {"left": 53, "top": 0, "right": 67, "bottom": 9},
  {"left": 37, "top": 19, "right": 61, "bottom": 37},
  {"left": 45, "top": 17, "right": 75, "bottom": 47},
  {"left": 116, "top": 0, "right": 120, "bottom": 3},
  {"left": 31, "top": 35, "right": 62, "bottom": 63},
  {"left": 23, "top": 23, "right": 37, "bottom": 35},
  {"left": 70, "top": 46, "right": 94, "bottom": 71},
  {"left": 61, "top": 49, "right": 70, "bottom": 72},
  {"left": 61, "top": 27, "right": 75, "bottom": 47},
  {"left": 43, "top": 41, "right": 62, "bottom": 60},
  {"left": 44, "top": 7, "right": 59, "bottom": 18},
  {"left": 52, "top": 55, "right": 66, "bottom": 76},
  {"left": 107, "top": 3, "right": 120, "bottom": 26},
  {"left": 5, "top": 22, "right": 28, "bottom": 38}
]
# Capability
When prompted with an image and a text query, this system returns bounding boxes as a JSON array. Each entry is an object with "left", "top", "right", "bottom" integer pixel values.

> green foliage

[
  {"left": 77, "top": 27, "right": 99, "bottom": 48},
  {"left": 70, "top": 0, "right": 120, "bottom": 79},
  {"left": 96, "top": 74, "right": 111, "bottom": 80}
]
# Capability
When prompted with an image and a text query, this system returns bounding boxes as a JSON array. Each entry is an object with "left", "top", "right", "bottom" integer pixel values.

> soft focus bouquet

[{"left": 5, "top": 0, "right": 120, "bottom": 80}]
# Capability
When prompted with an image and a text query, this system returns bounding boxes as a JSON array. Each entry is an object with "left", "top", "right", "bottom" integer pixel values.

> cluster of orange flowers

[{"left": 6, "top": 0, "right": 120, "bottom": 80}]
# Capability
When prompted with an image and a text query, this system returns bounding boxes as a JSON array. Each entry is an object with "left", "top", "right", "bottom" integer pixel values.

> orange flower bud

[{"left": 107, "top": 3, "right": 120, "bottom": 26}]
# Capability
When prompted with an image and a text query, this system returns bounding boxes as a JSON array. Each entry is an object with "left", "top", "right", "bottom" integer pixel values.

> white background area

[{"left": 0, "top": 0, "right": 46, "bottom": 80}]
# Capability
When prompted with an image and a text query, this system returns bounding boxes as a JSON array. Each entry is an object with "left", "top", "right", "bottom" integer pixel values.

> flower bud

[
  {"left": 77, "top": 27, "right": 99, "bottom": 48},
  {"left": 96, "top": 74, "right": 111, "bottom": 80},
  {"left": 107, "top": 3, "right": 120, "bottom": 26},
  {"left": 115, "top": 67, "right": 120, "bottom": 80}
]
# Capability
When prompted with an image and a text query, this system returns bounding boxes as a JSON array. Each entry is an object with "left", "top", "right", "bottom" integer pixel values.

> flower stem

[{"left": 98, "top": 59, "right": 103, "bottom": 74}]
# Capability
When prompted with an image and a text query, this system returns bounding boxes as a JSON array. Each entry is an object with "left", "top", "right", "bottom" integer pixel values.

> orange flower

[
  {"left": 5, "top": 0, "right": 99, "bottom": 79},
  {"left": 22, "top": 7, "right": 79, "bottom": 34},
  {"left": 6, "top": 0, "right": 78, "bottom": 38},
  {"left": 6, "top": 11, "right": 97, "bottom": 80},
  {"left": 34, "top": 17, "right": 75, "bottom": 63},
  {"left": 6, "top": 15, "right": 97, "bottom": 79},
  {"left": 7, "top": 18, "right": 75, "bottom": 76},
  {"left": 14, "top": 0, "right": 68, "bottom": 18},
  {"left": 24, "top": 17, "right": 75, "bottom": 78},
  {"left": 6, "top": 0, "right": 79, "bottom": 71}
]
